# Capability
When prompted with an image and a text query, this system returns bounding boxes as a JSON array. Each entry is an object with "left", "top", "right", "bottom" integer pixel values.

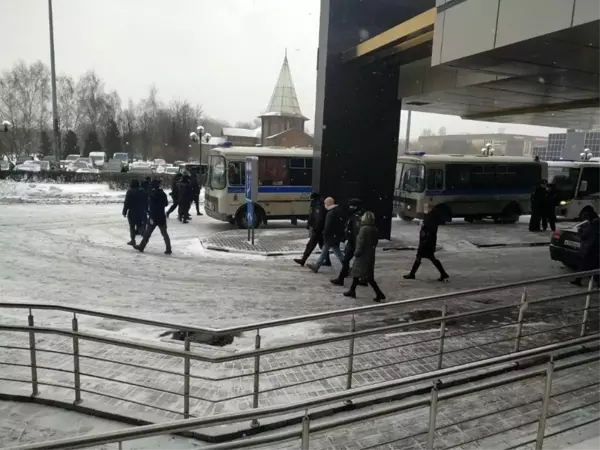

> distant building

[
  {"left": 417, "top": 133, "right": 547, "bottom": 157},
  {"left": 221, "top": 127, "right": 259, "bottom": 147},
  {"left": 540, "top": 130, "right": 600, "bottom": 160}
]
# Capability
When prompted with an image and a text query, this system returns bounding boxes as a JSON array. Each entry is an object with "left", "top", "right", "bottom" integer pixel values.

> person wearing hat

[
  {"left": 294, "top": 193, "right": 331, "bottom": 267},
  {"left": 134, "top": 179, "right": 172, "bottom": 255},
  {"left": 330, "top": 198, "right": 365, "bottom": 286}
]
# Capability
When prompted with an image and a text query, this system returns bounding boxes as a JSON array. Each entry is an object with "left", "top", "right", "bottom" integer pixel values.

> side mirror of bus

[{"left": 580, "top": 181, "right": 588, "bottom": 193}]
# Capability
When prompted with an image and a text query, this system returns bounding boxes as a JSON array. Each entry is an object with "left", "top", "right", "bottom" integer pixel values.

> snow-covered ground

[{"left": 0, "top": 180, "right": 125, "bottom": 204}]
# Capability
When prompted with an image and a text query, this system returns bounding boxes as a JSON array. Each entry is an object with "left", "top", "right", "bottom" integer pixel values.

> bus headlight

[{"left": 559, "top": 201, "right": 567, "bottom": 206}]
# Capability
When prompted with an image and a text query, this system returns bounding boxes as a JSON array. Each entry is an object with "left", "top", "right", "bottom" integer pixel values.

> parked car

[
  {"left": 14, "top": 160, "right": 50, "bottom": 173},
  {"left": 164, "top": 166, "right": 179, "bottom": 175},
  {"left": 550, "top": 222, "right": 584, "bottom": 269},
  {"left": 66, "top": 160, "right": 99, "bottom": 174},
  {"left": 128, "top": 161, "right": 153, "bottom": 174}
]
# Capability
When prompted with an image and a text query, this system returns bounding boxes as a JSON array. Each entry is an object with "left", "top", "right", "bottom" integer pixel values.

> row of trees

[{"left": 0, "top": 61, "right": 250, "bottom": 162}]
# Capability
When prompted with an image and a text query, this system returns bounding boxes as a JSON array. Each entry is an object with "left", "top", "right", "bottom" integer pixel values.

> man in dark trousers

[
  {"left": 294, "top": 193, "right": 331, "bottom": 267},
  {"left": 543, "top": 183, "right": 558, "bottom": 232},
  {"left": 191, "top": 172, "right": 203, "bottom": 216},
  {"left": 307, "top": 197, "right": 345, "bottom": 273},
  {"left": 140, "top": 176, "right": 152, "bottom": 230},
  {"left": 134, "top": 179, "right": 172, "bottom": 255},
  {"left": 330, "top": 198, "right": 364, "bottom": 286},
  {"left": 166, "top": 173, "right": 182, "bottom": 218},
  {"left": 177, "top": 175, "right": 192, "bottom": 223},
  {"left": 122, "top": 179, "right": 146, "bottom": 246},
  {"left": 571, "top": 211, "right": 599, "bottom": 287},
  {"left": 404, "top": 209, "right": 449, "bottom": 282},
  {"left": 529, "top": 179, "right": 547, "bottom": 232}
]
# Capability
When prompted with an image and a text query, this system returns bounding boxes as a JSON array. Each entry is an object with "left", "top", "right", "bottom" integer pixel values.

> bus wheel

[
  {"left": 401, "top": 215, "right": 414, "bottom": 222},
  {"left": 579, "top": 207, "right": 594, "bottom": 221},
  {"left": 235, "top": 205, "right": 264, "bottom": 229},
  {"left": 497, "top": 203, "right": 520, "bottom": 224},
  {"left": 464, "top": 216, "right": 474, "bottom": 223}
]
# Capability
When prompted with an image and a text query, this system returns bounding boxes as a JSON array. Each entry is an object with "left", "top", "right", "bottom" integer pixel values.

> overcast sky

[{"left": 0, "top": 0, "right": 565, "bottom": 138}]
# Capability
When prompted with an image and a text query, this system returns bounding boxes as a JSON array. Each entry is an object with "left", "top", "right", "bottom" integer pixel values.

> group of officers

[{"left": 121, "top": 172, "right": 203, "bottom": 254}]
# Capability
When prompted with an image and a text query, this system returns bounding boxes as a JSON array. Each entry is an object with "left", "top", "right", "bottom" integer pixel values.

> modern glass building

[{"left": 541, "top": 131, "right": 599, "bottom": 160}]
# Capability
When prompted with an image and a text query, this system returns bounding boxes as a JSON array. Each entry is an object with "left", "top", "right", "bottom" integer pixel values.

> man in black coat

[
  {"left": 330, "top": 198, "right": 364, "bottom": 286},
  {"left": 307, "top": 197, "right": 345, "bottom": 273},
  {"left": 529, "top": 180, "right": 547, "bottom": 232},
  {"left": 571, "top": 211, "right": 599, "bottom": 286},
  {"left": 294, "top": 193, "right": 331, "bottom": 267},
  {"left": 166, "top": 173, "right": 182, "bottom": 218},
  {"left": 404, "top": 209, "right": 449, "bottom": 282},
  {"left": 542, "top": 183, "right": 558, "bottom": 232},
  {"left": 122, "top": 179, "right": 147, "bottom": 246},
  {"left": 191, "top": 173, "right": 203, "bottom": 216},
  {"left": 177, "top": 175, "right": 193, "bottom": 223},
  {"left": 134, "top": 179, "right": 172, "bottom": 255}
]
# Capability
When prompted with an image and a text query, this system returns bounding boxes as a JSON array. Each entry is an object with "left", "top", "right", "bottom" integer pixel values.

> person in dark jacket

[
  {"left": 343, "top": 211, "right": 386, "bottom": 302},
  {"left": 404, "top": 209, "right": 449, "bottom": 282},
  {"left": 177, "top": 175, "right": 193, "bottom": 223},
  {"left": 331, "top": 198, "right": 364, "bottom": 286},
  {"left": 542, "top": 183, "right": 558, "bottom": 232},
  {"left": 571, "top": 211, "right": 599, "bottom": 286},
  {"left": 529, "top": 179, "right": 547, "bottom": 232},
  {"left": 166, "top": 173, "right": 182, "bottom": 218},
  {"left": 307, "top": 197, "right": 345, "bottom": 273},
  {"left": 294, "top": 193, "right": 331, "bottom": 267},
  {"left": 134, "top": 179, "right": 172, "bottom": 255},
  {"left": 122, "top": 179, "right": 147, "bottom": 246},
  {"left": 191, "top": 173, "right": 203, "bottom": 216}
]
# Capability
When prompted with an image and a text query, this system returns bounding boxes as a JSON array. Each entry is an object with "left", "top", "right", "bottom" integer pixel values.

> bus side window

[
  {"left": 580, "top": 166, "right": 600, "bottom": 197},
  {"left": 259, "top": 157, "right": 288, "bottom": 186},
  {"left": 426, "top": 169, "right": 443, "bottom": 190},
  {"left": 446, "top": 164, "right": 470, "bottom": 190},
  {"left": 289, "top": 158, "right": 312, "bottom": 186},
  {"left": 227, "top": 162, "right": 245, "bottom": 186}
]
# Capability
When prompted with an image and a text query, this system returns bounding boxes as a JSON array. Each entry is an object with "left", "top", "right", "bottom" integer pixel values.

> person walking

[
  {"left": 330, "top": 198, "right": 364, "bottom": 286},
  {"left": 307, "top": 197, "right": 345, "bottom": 273},
  {"left": 166, "top": 173, "right": 182, "bottom": 218},
  {"left": 134, "top": 179, "right": 172, "bottom": 255},
  {"left": 191, "top": 173, "right": 203, "bottom": 216},
  {"left": 294, "top": 193, "right": 331, "bottom": 267},
  {"left": 343, "top": 211, "right": 386, "bottom": 302},
  {"left": 571, "top": 211, "right": 599, "bottom": 287},
  {"left": 122, "top": 179, "right": 146, "bottom": 246},
  {"left": 177, "top": 175, "right": 192, "bottom": 223},
  {"left": 543, "top": 183, "right": 558, "bottom": 232},
  {"left": 529, "top": 179, "right": 547, "bottom": 232},
  {"left": 403, "top": 209, "right": 449, "bottom": 282}
]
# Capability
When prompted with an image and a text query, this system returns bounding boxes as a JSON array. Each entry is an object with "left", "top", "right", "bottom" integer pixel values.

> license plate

[{"left": 564, "top": 240, "right": 580, "bottom": 249}]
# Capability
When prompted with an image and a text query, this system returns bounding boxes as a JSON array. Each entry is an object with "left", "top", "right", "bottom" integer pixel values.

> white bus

[
  {"left": 204, "top": 145, "right": 313, "bottom": 228},
  {"left": 393, "top": 153, "right": 547, "bottom": 224},
  {"left": 547, "top": 161, "right": 599, "bottom": 220}
]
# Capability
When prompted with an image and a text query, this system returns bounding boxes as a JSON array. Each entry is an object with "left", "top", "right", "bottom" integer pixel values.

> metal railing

[
  {"left": 0, "top": 271, "right": 598, "bottom": 428},
  {"left": 5, "top": 335, "right": 599, "bottom": 450}
]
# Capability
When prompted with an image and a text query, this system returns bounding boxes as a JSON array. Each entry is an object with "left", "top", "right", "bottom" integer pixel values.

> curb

[
  {"left": 202, "top": 243, "right": 299, "bottom": 257},
  {"left": 474, "top": 242, "right": 550, "bottom": 249}
]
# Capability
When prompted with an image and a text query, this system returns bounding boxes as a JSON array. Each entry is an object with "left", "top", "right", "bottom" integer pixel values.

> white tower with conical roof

[{"left": 259, "top": 51, "right": 308, "bottom": 146}]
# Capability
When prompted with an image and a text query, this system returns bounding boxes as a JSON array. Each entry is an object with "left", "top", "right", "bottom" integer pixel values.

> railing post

[
  {"left": 72, "top": 314, "right": 82, "bottom": 404},
  {"left": 535, "top": 357, "right": 555, "bottom": 450},
  {"left": 250, "top": 329, "right": 261, "bottom": 428},
  {"left": 301, "top": 410, "right": 310, "bottom": 450},
  {"left": 580, "top": 277, "right": 594, "bottom": 337},
  {"left": 426, "top": 379, "right": 441, "bottom": 450},
  {"left": 183, "top": 334, "right": 191, "bottom": 418},
  {"left": 27, "top": 310, "right": 38, "bottom": 397},
  {"left": 513, "top": 287, "right": 528, "bottom": 352},
  {"left": 345, "top": 315, "right": 356, "bottom": 404},
  {"left": 437, "top": 302, "right": 448, "bottom": 370}
]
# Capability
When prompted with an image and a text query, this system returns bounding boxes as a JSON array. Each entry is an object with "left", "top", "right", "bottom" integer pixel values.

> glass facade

[
  {"left": 543, "top": 131, "right": 600, "bottom": 160},
  {"left": 583, "top": 131, "right": 600, "bottom": 157}
]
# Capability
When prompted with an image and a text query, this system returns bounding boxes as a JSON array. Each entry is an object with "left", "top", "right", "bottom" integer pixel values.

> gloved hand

[
  {"left": 149, "top": 219, "right": 154, "bottom": 225},
  {"left": 123, "top": 213, "right": 126, "bottom": 218}
]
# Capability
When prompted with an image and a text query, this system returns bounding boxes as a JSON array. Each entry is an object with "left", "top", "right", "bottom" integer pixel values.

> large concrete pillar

[{"left": 313, "top": 0, "right": 434, "bottom": 239}]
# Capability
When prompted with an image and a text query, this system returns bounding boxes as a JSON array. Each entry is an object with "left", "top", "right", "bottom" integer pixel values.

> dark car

[{"left": 550, "top": 221, "right": 585, "bottom": 269}]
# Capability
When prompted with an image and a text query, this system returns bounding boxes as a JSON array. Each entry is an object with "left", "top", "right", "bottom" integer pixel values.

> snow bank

[{"left": 0, "top": 180, "right": 125, "bottom": 204}]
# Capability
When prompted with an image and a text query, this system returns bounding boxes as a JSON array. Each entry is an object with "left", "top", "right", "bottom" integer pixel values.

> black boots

[{"left": 293, "top": 258, "right": 305, "bottom": 267}]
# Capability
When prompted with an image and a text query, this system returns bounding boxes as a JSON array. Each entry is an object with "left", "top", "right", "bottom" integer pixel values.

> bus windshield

[
  {"left": 548, "top": 166, "right": 580, "bottom": 201},
  {"left": 401, "top": 164, "right": 425, "bottom": 193},
  {"left": 208, "top": 155, "right": 226, "bottom": 190}
]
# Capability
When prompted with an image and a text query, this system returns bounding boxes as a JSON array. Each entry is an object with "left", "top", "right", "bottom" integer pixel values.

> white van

[{"left": 89, "top": 151, "right": 107, "bottom": 167}]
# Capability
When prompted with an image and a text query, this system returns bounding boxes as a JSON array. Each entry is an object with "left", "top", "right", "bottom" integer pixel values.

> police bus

[
  {"left": 393, "top": 153, "right": 547, "bottom": 224},
  {"left": 547, "top": 160, "right": 600, "bottom": 220},
  {"left": 204, "top": 144, "right": 313, "bottom": 228}
]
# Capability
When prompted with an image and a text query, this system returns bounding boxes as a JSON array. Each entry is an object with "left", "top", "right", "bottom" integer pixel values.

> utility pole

[
  {"left": 404, "top": 109, "right": 412, "bottom": 152},
  {"left": 48, "top": 0, "right": 60, "bottom": 165}
]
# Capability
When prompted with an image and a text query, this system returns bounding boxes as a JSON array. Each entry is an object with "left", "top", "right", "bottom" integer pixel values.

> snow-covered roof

[
  {"left": 261, "top": 54, "right": 307, "bottom": 120},
  {"left": 206, "top": 136, "right": 225, "bottom": 145},
  {"left": 222, "top": 127, "right": 260, "bottom": 138}
]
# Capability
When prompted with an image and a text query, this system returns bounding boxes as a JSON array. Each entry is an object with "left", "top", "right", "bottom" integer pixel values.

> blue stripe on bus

[
  {"left": 424, "top": 188, "right": 531, "bottom": 196},
  {"left": 227, "top": 185, "right": 312, "bottom": 194}
]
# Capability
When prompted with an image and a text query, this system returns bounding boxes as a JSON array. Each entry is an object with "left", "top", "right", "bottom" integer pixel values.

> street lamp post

[
  {"left": 189, "top": 126, "right": 211, "bottom": 165},
  {"left": 48, "top": 0, "right": 60, "bottom": 166},
  {"left": 580, "top": 148, "right": 592, "bottom": 161},
  {"left": 481, "top": 143, "right": 495, "bottom": 156}
]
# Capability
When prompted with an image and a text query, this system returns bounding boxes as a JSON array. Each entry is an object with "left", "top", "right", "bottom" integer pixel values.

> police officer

[
  {"left": 122, "top": 179, "right": 146, "bottom": 246},
  {"left": 134, "top": 179, "right": 172, "bottom": 255},
  {"left": 191, "top": 172, "right": 203, "bottom": 216},
  {"left": 166, "top": 173, "right": 182, "bottom": 218},
  {"left": 177, "top": 175, "right": 192, "bottom": 223},
  {"left": 330, "top": 198, "right": 364, "bottom": 286}
]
